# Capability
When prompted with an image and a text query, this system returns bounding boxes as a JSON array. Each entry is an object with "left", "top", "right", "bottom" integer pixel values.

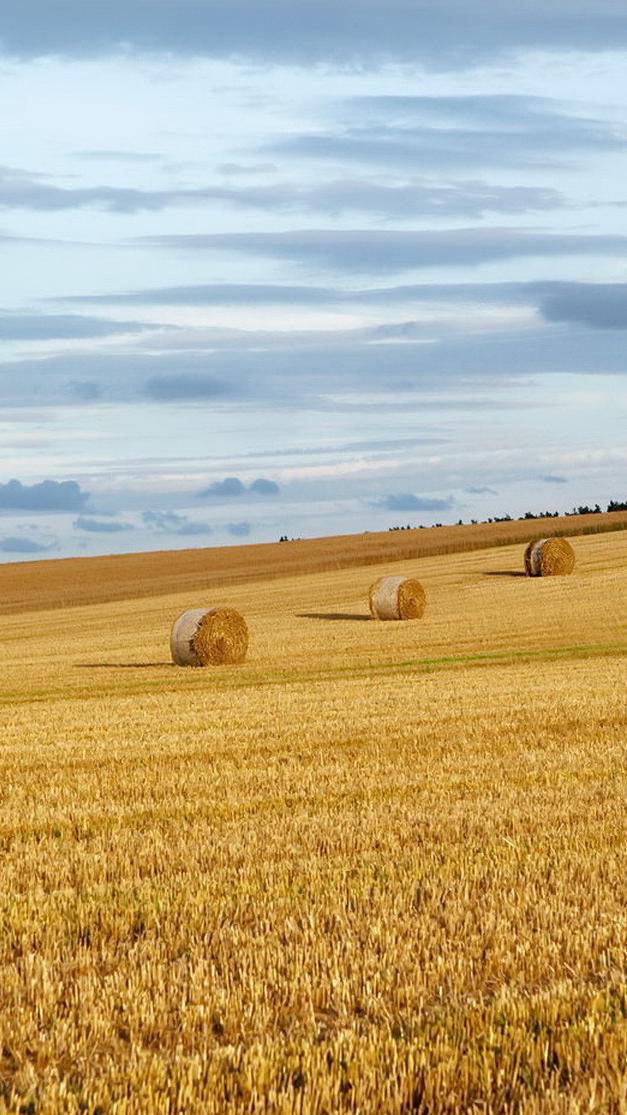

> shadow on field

[
  {"left": 483, "top": 571, "right": 527, "bottom": 578},
  {"left": 297, "top": 612, "right": 372, "bottom": 622},
  {"left": 75, "top": 662, "right": 174, "bottom": 669}
]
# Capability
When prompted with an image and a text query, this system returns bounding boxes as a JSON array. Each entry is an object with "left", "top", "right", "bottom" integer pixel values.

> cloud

[
  {"left": 73, "top": 149, "right": 164, "bottom": 162},
  {"left": 538, "top": 283, "right": 627, "bottom": 330},
  {"left": 1, "top": 2, "right": 626, "bottom": 64},
  {"left": 58, "top": 278, "right": 534, "bottom": 310},
  {"left": 142, "top": 510, "right": 213, "bottom": 535},
  {"left": 465, "top": 485, "right": 498, "bottom": 495},
  {"left": 300, "top": 179, "right": 563, "bottom": 219},
  {"left": 274, "top": 95, "right": 626, "bottom": 172},
  {"left": 542, "top": 474, "right": 568, "bottom": 484},
  {"left": 0, "top": 311, "right": 150, "bottom": 340},
  {"left": 2, "top": 320, "right": 627, "bottom": 412},
  {"left": 0, "top": 165, "right": 238, "bottom": 214},
  {"left": 143, "top": 374, "right": 232, "bottom": 401},
  {"left": 227, "top": 521, "right": 251, "bottom": 537},
  {"left": 147, "top": 228, "right": 627, "bottom": 274},
  {"left": 217, "top": 162, "right": 278, "bottom": 176},
  {"left": 0, "top": 478, "right": 89, "bottom": 511},
  {"left": 61, "top": 278, "right": 627, "bottom": 336},
  {"left": 0, "top": 162, "right": 565, "bottom": 219},
  {"left": 249, "top": 478, "right": 280, "bottom": 495},
  {"left": 59, "top": 282, "right": 343, "bottom": 307},
  {"left": 199, "top": 477, "right": 246, "bottom": 498},
  {"left": 198, "top": 476, "right": 280, "bottom": 498},
  {"left": 0, "top": 535, "right": 50, "bottom": 553},
  {"left": 373, "top": 493, "right": 454, "bottom": 512},
  {"left": 73, "top": 515, "right": 132, "bottom": 532}
]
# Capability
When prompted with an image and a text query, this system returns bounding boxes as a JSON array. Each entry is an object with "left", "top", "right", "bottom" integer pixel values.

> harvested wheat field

[{"left": 1, "top": 526, "right": 626, "bottom": 1114}]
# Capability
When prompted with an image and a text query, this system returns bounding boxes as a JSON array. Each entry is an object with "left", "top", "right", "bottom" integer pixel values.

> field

[{"left": 1, "top": 525, "right": 626, "bottom": 1113}]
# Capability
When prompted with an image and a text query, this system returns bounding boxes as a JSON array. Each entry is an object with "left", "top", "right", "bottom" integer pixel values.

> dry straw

[
  {"left": 170, "top": 607, "right": 249, "bottom": 666},
  {"left": 524, "top": 537, "right": 576, "bottom": 577},
  {"left": 369, "top": 575, "right": 427, "bottom": 620}
]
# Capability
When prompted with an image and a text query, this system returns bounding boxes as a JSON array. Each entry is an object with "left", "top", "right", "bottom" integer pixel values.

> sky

[{"left": 1, "top": 1, "right": 626, "bottom": 560}]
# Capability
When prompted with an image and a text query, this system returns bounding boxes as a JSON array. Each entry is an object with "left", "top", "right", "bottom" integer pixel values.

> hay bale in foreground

[
  {"left": 524, "top": 537, "right": 575, "bottom": 577},
  {"left": 170, "top": 607, "right": 249, "bottom": 666},
  {"left": 369, "top": 575, "right": 426, "bottom": 620}
]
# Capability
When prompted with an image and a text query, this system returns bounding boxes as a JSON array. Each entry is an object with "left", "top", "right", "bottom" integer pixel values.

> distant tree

[
  {"left": 567, "top": 504, "right": 602, "bottom": 516},
  {"left": 608, "top": 499, "right": 627, "bottom": 512}
]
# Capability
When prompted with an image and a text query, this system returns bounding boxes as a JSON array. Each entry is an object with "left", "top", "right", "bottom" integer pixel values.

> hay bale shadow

[
  {"left": 76, "top": 662, "right": 174, "bottom": 669},
  {"left": 297, "top": 612, "right": 372, "bottom": 622},
  {"left": 483, "top": 571, "right": 527, "bottom": 578}
]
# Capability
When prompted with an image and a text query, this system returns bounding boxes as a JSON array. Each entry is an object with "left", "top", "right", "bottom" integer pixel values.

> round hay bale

[
  {"left": 170, "top": 607, "right": 248, "bottom": 666},
  {"left": 524, "top": 537, "right": 575, "bottom": 577},
  {"left": 368, "top": 575, "right": 426, "bottom": 620}
]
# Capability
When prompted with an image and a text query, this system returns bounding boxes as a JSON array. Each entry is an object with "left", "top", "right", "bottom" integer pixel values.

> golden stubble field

[{"left": 1, "top": 530, "right": 626, "bottom": 1113}]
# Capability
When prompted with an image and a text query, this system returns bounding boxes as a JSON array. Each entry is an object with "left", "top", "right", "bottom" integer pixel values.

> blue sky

[{"left": 1, "top": 2, "right": 626, "bottom": 559}]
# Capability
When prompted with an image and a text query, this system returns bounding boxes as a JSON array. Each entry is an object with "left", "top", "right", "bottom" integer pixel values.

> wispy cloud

[
  {"left": 0, "top": 310, "right": 150, "bottom": 340},
  {"left": 73, "top": 149, "right": 164, "bottom": 163},
  {"left": 0, "top": 164, "right": 565, "bottom": 219},
  {"left": 273, "top": 95, "right": 626, "bottom": 172},
  {"left": 145, "top": 228, "right": 627, "bottom": 274}
]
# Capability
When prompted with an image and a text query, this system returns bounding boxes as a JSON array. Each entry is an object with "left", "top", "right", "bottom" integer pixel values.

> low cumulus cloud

[
  {"left": 142, "top": 510, "right": 213, "bottom": 536},
  {"left": 0, "top": 535, "right": 51, "bottom": 553},
  {"left": 0, "top": 478, "right": 89, "bottom": 511},
  {"left": 373, "top": 493, "right": 454, "bottom": 512},
  {"left": 249, "top": 478, "right": 280, "bottom": 495},
  {"left": 1, "top": 2, "right": 625, "bottom": 65},
  {"left": 198, "top": 476, "right": 279, "bottom": 498},
  {"left": 227, "top": 521, "right": 251, "bottom": 537},
  {"left": 73, "top": 515, "right": 133, "bottom": 533}
]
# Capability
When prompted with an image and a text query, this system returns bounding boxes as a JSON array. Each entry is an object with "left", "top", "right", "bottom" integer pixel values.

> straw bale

[
  {"left": 171, "top": 607, "right": 248, "bottom": 666},
  {"left": 524, "top": 537, "right": 575, "bottom": 577},
  {"left": 369, "top": 575, "right": 426, "bottom": 620}
]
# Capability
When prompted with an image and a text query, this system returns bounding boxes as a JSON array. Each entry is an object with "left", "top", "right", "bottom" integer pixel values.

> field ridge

[{"left": 1, "top": 508, "right": 626, "bottom": 615}]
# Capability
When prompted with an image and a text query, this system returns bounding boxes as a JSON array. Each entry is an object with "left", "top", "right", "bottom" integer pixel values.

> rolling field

[{"left": 1, "top": 529, "right": 626, "bottom": 1113}]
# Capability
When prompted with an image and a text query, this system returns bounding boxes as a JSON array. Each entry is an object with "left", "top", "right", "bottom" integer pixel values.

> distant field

[
  {"left": 0, "top": 530, "right": 626, "bottom": 1113},
  {"left": 0, "top": 508, "right": 626, "bottom": 615}
]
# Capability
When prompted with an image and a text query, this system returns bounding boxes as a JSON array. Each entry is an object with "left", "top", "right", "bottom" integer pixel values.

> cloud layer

[{"left": 2, "top": 2, "right": 627, "bottom": 64}]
